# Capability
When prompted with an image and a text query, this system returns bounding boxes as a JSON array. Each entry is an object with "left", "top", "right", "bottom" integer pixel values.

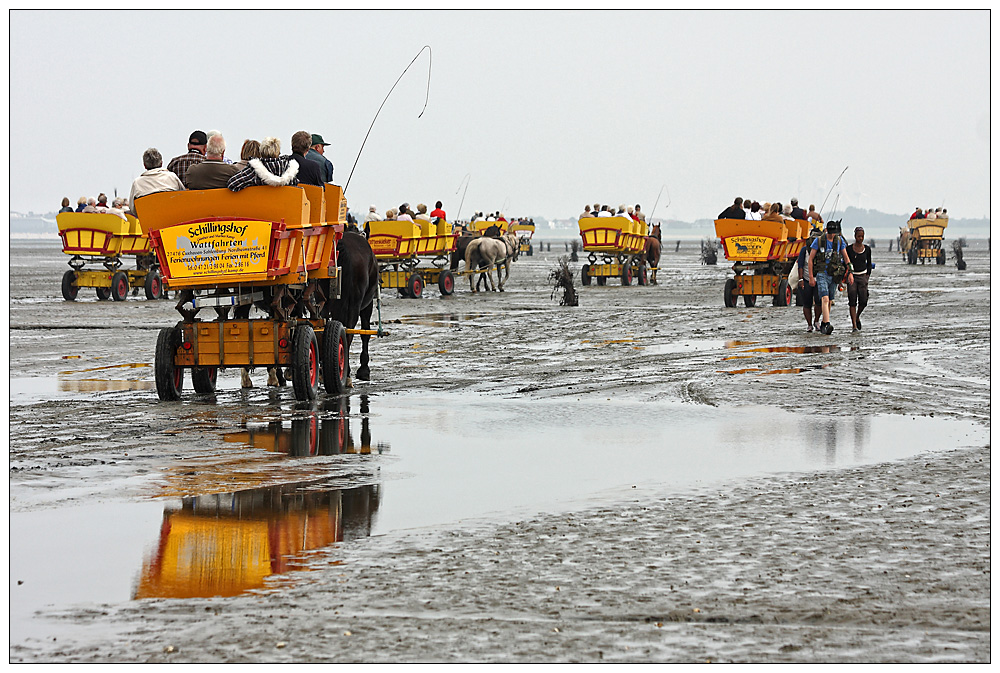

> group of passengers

[
  {"left": 58, "top": 194, "right": 130, "bottom": 220},
  {"left": 375, "top": 201, "right": 448, "bottom": 224},
  {"left": 719, "top": 197, "right": 824, "bottom": 224},
  {"left": 909, "top": 207, "right": 948, "bottom": 221},
  {"left": 579, "top": 203, "right": 647, "bottom": 224},
  {"left": 123, "top": 129, "right": 336, "bottom": 216}
]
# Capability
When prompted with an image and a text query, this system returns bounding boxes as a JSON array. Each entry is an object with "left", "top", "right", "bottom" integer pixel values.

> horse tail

[{"left": 465, "top": 238, "right": 477, "bottom": 271}]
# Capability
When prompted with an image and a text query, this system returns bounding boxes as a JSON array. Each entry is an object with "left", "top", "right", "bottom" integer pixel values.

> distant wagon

[
  {"left": 366, "top": 216, "right": 459, "bottom": 298},
  {"left": 900, "top": 217, "right": 948, "bottom": 265},
  {"left": 578, "top": 216, "right": 651, "bottom": 286},
  {"left": 57, "top": 212, "right": 164, "bottom": 301}
]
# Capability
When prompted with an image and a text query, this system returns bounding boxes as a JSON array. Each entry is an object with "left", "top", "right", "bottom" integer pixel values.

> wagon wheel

[
  {"left": 438, "top": 269, "right": 455, "bottom": 296},
  {"left": 154, "top": 326, "right": 183, "bottom": 401},
  {"left": 596, "top": 275, "right": 607, "bottom": 286},
  {"left": 407, "top": 273, "right": 424, "bottom": 299},
  {"left": 96, "top": 285, "right": 112, "bottom": 301},
  {"left": 637, "top": 265, "right": 648, "bottom": 286},
  {"left": 61, "top": 270, "right": 79, "bottom": 301},
  {"left": 937, "top": 249, "right": 946, "bottom": 265},
  {"left": 743, "top": 294, "right": 757, "bottom": 307},
  {"left": 621, "top": 265, "right": 633, "bottom": 286},
  {"left": 191, "top": 366, "right": 218, "bottom": 394},
  {"left": 322, "top": 320, "right": 349, "bottom": 395},
  {"left": 110, "top": 271, "right": 129, "bottom": 301},
  {"left": 773, "top": 279, "right": 791, "bottom": 307},
  {"left": 291, "top": 324, "right": 320, "bottom": 401},
  {"left": 724, "top": 278, "right": 737, "bottom": 307},
  {"left": 581, "top": 263, "right": 592, "bottom": 286},
  {"left": 144, "top": 269, "right": 163, "bottom": 300}
]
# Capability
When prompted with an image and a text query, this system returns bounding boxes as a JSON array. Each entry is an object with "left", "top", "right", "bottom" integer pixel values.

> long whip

[
  {"left": 819, "top": 165, "right": 848, "bottom": 220},
  {"left": 345, "top": 45, "right": 432, "bottom": 193},
  {"left": 455, "top": 173, "right": 470, "bottom": 221},
  {"left": 648, "top": 184, "right": 669, "bottom": 229}
]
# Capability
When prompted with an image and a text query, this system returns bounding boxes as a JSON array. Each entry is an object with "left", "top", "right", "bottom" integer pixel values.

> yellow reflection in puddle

[
  {"left": 58, "top": 378, "right": 154, "bottom": 392},
  {"left": 59, "top": 362, "right": 151, "bottom": 375}
]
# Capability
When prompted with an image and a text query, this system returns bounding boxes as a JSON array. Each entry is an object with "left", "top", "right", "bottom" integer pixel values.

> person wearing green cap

[{"left": 307, "top": 133, "right": 334, "bottom": 183}]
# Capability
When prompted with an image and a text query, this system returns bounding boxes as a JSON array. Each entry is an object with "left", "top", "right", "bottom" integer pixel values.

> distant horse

[
  {"left": 325, "top": 231, "right": 379, "bottom": 385},
  {"left": 899, "top": 226, "right": 911, "bottom": 254},
  {"left": 465, "top": 232, "right": 519, "bottom": 292},
  {"left": 642, "top": 223, "right": 662, "bottom": 284}
]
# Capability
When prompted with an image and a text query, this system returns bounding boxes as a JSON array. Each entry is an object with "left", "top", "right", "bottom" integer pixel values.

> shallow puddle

[{"left": 9, "top": 392, "right": 986, "bottom": 643}]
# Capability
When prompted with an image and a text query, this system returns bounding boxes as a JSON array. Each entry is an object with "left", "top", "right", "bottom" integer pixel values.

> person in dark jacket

[
  {"left": 59, "top": 197, "right": 73, "bottom": 213},
  {"left": 718, "top": 197, "right": 745, "bottom": 219},
  {"left": 288, "top": 131, "right": 324, "bottom": 187}
]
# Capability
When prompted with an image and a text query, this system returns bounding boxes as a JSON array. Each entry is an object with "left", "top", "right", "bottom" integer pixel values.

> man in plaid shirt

[{"left": 168, "top": 130, "right": 208, "bottom": 187}]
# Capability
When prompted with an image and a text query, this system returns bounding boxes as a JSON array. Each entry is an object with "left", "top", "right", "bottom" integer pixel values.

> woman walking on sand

[{"left": 846, "top": 226, "right": 872, "bottom": 332}]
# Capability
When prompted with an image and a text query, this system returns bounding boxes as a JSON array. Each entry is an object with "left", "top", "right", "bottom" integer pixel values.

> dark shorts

[{"left": 848, "top": 273, "right": 869, "bottom": 307}]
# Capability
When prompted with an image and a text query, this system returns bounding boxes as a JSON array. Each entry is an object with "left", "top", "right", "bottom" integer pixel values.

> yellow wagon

[
  {"left": 714, "top": 218, "right": 814, "bottom": 307},
  {"left": 901, "top": 218, "right": 948, "bottom": 265},
  {"left": 367, "top": 217, "right": 458, "bottom": 298},
  {"left": 57, "top": 212, "right": 164, "bottom": 301},
  {"left": 578, "top": 216, "right": 651, "bottom": 286},
  {"left": 135, "top": 184, "right": 374, "bottom": 402},
  {"left": 509, "top": 220, "right": 536, "bottom": 256}
]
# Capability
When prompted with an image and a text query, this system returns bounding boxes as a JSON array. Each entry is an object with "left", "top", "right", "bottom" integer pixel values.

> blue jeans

[{"left": 816, "top": 273, "right": 837, "bottom": 300}]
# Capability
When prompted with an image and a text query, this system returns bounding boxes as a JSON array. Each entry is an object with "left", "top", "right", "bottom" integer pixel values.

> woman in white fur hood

[{"left": 227, "top": 136, "right": 299, "bottom": 192}]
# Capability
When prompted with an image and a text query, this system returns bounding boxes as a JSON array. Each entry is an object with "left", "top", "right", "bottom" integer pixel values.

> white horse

[{"left": 465, "top": 232, "right": 519, "bottom": 292}]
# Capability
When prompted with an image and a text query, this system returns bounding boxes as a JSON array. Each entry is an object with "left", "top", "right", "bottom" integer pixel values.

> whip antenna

[
  {"left": 819, "top": 165, "right": 848, "bottom": 219},
  {"left": 648, "top": 184, "right": 669, "bottom": 224},
  {"left": 455, "top": 173, "right": 470, "bottom": 221},
  {"left": 345, "top": 45, "right": 432, "bottom": 193}
]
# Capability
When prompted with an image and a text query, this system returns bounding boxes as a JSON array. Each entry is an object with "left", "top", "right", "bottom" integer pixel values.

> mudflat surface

[{"left": 8, "top": 238, "right": 991, "bottom": 662}]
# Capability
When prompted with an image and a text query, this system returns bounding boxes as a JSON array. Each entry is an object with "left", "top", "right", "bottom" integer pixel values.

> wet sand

[{"left": 8, "top": 238, "right": 991, "bottom": 662}]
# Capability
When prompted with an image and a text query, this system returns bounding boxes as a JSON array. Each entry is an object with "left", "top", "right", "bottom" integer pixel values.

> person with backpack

[{"left": 807, "top": 220, "right": 854, "bottom": 335}]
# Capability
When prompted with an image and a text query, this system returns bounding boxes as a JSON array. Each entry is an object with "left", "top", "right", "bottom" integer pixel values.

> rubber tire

[
  {"left": 96, "top": 285, "right": 112, "bottom": 301},
  {"left": 937, "top": 250, "right": 946, "bottom": 265},
  {"left": 773, "top": 279, "right": 791, "bottom": 307},
  {"left": 908, "top": 248, "right": 917, "bottom": 265},
  {"left": 61, "top": 270, "right": 79, "bottom": 301},
  {"left": 637, "top": 266, "right": 648, "bottom": 286},
  {"left": 596, "top": 275, "right": 607, "bottom": 286},
  {"left": 743, "top": 294, "right": 757, "bottom": 307},
  {"left": 191, "top": 366, "right": 218, "bottom": 394},
  {"left": 154, "top": 326, "right": 183, "bottom": 401},
  {"left": 110, "top": 271, "right": 129, "bottom": 301},
  {"left": 621, "top": 265, "right": 633, "bottom": 286},
  {"left": 581, "top": 264, "right": 591, "bottom": 286},
  {"left": 144, "top": 269, "right": 163, "bottom": 300},
  {"left": 291, "top": 324, "right": 320, "bottom": 401},
  {"left": 527, "top": 244, "right": 533, "bottom": 256},
  {"left": 724, "top": 278, "right": 737, "bottom": 307},
  {"left": 407, "top": 273, "right": 423, "bottom": 299},
  {"left": 438, "top": 269, "right": 455, "bottom": 296},
  {"left": 322, "top": 320, "right": 349, "bottom": 395}
]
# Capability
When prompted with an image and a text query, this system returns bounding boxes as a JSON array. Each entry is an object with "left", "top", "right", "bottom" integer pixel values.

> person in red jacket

[{"left": 430, "top": 200, "right": 446, "bottom": 221}]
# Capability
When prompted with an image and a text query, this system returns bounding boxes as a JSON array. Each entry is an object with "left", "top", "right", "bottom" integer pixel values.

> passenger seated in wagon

[{"left": 226, "top": 136, "right": 299, "bottom": 192}]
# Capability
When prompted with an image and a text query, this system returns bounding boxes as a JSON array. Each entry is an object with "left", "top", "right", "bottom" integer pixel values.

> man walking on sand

[{"left": 807, "top": 220, "right": 854, "bottom": 335}]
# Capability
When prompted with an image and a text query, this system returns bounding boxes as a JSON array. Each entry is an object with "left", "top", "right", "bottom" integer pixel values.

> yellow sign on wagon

[
  {"left": 724, "top": 235, "right": 773, "bottom": 260},
  {"left": 161, "top": 220, "right": 271, "bottom": 278}
]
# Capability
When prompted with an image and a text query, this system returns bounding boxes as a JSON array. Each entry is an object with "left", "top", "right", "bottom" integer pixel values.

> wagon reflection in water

[
  {"left": 134, "top": 397, "right": 386, "bottom": 600},
  {"left": 133, "top": 481, "right": 381, "bottom": 599}
]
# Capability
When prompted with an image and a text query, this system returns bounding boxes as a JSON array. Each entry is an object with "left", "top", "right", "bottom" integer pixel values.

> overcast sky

[{"left": 9, "top": 9, "right": 991, "bottom": 222}]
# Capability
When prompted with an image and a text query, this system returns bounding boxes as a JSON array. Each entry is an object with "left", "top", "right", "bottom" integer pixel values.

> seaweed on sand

[{"left": 549, "top": 257, "right": 579, "bottom": 306}]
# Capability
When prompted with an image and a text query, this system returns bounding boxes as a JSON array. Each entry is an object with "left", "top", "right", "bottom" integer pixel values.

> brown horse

[{"left": 643, "top": 224, "right": 662, "bottom": 284}]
